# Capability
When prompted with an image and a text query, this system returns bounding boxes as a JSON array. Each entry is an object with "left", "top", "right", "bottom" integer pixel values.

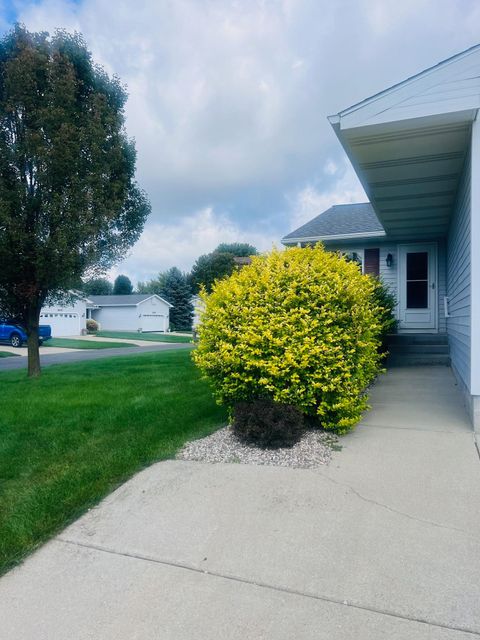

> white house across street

[
  {"left": 40, "top": 293, "right": 90, "bottom": 337},
  {"left": 87, "top": 294, "right": 172, "bottom": 333}
]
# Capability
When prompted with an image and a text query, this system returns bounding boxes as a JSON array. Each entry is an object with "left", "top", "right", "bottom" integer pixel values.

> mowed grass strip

[
  {"left": 0, "top": 349, "right": 226, "bottom": 575},
  {"left": 45, "top": 338, "right": 137, "bottom": 349},
  {"left": 97, "top": 330, "right": 192, "bottom": 343},
  {"left": 0, "top": 351, "right": 19, "bottom": 358}
]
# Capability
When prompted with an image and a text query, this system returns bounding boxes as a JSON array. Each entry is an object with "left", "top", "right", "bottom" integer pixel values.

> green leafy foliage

[
  {"left": 82, "top": 278, "right": 113, "bottom": 296},
  {"left": 189, "top": 243, "right": 258, "bottom": 293},
  {"left": 113, "top": 274, "right": 133, "bottom": 295},
  {"left": 370, "top": 277, "right": 397, "bottom": 347},
  {"left": 193, "top": 246, "right": 385, "bottom": 433},
  {"left": 190, "top": 252, "right": 236, "bottom": 294},
  {"left": 0, "top": 26, "right": 150, "bottom": 375},
  {"left": 215, "top": 243, "right": 258, "bottom": 257},
  {"left": 86, "top": 318, "right": 99, "bottom": 332}
]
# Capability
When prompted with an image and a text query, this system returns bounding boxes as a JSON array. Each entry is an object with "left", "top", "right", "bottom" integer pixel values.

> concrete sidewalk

[{"left": 1, "top": 366, "right": 479, "bottom": 639}]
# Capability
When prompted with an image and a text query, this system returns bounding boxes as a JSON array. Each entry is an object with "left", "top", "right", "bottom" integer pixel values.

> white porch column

[{"left": 471, "top": 116, "right": 480, "bottom": 429}]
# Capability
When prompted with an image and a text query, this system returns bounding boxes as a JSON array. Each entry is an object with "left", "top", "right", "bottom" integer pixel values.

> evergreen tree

[
  {"left": 161, "top": 268, "right": 193, "bottom": 331},
  {"left": 140, "top": 268, "right": 193, "bottom": 330}
]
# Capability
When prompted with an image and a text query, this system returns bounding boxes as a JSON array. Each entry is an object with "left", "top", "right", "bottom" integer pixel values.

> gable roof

[
  {"left": 88, "top": 294, "right": 172, "bottom": 308},
  {"left": 282, "top": 203, "right": 385, "bottom": 244},
  {"left": 328, "top": 44, "right": 480, "bottom": 130},
  {"left": 326, "top": 45, "right": 480, "bottom": 240}
]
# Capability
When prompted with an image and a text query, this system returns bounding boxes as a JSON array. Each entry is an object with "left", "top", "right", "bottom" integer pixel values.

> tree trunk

[{"left": 26, "top": 304, "right": 42, "bottom": 378}]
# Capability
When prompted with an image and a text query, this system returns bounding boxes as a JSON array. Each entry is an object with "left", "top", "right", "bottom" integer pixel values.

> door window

[{"left": 406, "top": 252, "right": 428, "bottom": 308}]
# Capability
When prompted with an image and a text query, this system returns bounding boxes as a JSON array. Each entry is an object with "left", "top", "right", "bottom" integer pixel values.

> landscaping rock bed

[{"left": 176, "top": 426, "right": 338, "bottom": 468}]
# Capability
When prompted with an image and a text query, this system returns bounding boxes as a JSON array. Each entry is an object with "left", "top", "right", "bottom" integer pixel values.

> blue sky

[{"left": 2, "top": 0, "right": 480, "bottom": 283}]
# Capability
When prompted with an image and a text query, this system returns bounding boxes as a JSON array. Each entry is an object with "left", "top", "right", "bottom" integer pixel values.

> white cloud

[
  {"left": 10, "top": 0, "right": 480, "bottom": 280},
  {"left": 109, "top": 207, "right": 276, "bottom": 285},
  {"left": 287, "top": 161, "right": 367, "bottom": 230}
]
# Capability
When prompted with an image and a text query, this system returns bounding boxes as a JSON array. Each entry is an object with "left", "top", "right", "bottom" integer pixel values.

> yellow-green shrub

[{"left": 193, "top": 246, "right": 384, "bottom": 433}]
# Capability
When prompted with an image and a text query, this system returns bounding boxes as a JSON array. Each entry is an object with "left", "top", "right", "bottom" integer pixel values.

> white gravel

[{"left": 176, "top": 426, "right": 338, "bottom": 468}]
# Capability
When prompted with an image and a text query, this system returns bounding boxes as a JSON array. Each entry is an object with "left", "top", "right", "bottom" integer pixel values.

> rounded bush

[
  {"left": 233, "top": 399, "right": 305, "bottom": 448},
  {"left": 86, "top": 318, "right": 99, "bottom": 333},
  {"left": 193, "top": 246, "right": 384, "bottom": 433}
]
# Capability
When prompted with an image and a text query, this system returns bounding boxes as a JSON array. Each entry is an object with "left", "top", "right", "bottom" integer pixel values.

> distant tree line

[{"left": 81, "top": 243, "right": 258, "bottom": 331}]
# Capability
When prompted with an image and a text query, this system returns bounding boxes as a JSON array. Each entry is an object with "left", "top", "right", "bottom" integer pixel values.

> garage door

[
  {"left": 141, "top": 314, "right": 166, "bottom": 332},
  {"left": 40, "top": 312, "right": 81, "bottom": 337}
]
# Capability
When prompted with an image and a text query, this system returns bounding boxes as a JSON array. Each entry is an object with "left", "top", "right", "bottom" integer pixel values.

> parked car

[{"left": 0, "top": 320, "right": 52, "bottom": 347}]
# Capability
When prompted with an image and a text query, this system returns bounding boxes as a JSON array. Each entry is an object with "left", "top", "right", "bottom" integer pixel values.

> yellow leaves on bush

[{"left": 192, "top": 245, "right": 384, "bottom": 433}]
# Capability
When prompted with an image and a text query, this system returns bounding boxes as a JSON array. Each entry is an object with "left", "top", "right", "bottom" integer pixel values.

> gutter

[{"left": 282, "top": 230, "right": 386, "bottom": 245}]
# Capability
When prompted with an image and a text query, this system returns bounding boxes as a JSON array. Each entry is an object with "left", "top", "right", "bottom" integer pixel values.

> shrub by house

[{"left": 193, "top": 246, "right": 386, "bottom": 434}]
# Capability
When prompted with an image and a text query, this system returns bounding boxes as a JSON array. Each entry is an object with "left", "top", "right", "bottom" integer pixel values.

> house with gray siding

[{"left": 282, "top": 45, "right": 480, "bottom": 430}]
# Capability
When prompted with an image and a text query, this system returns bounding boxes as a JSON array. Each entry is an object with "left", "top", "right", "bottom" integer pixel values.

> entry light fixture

[{"left": 386, "top": 253, "right": 393, "bottom": 268}]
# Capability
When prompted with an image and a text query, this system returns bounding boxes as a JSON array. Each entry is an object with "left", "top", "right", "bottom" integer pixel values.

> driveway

[
  {"left": 1, "top": 366, "right": 479, "bottom": 639},
  {"left": 0, "top": 342, "right": 192, "bottom": 371}
]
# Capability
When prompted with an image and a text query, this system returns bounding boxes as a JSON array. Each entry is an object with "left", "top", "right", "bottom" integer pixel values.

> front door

[{"left": 398, "top": 244, "right": 437, "bottom": 331}]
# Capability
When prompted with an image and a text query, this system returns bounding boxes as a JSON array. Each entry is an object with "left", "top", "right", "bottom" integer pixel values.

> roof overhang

[
  {"left": 329, "top": 110, "right": 475, "bottom": 240},
  {"left": 328, "top": 45, "right": 480, "bottom": 240}
]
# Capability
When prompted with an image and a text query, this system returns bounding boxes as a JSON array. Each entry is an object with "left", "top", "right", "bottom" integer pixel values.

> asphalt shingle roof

[{"left": 282, "top": 202, "right": 385, "bottom": 242}]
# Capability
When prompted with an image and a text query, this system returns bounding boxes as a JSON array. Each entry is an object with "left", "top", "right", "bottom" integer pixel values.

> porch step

[
  {"left": 387, "top": 333, "right": 448, "bottom": 345},
  {"left": 388, "top": 344, "right": 449, "bottom": 355},
  {"left": 387, "top": 353, "right": 450, "bottom": 367},
  {"left": 386, "top": 333, "right": 450, "bottom": 367}
]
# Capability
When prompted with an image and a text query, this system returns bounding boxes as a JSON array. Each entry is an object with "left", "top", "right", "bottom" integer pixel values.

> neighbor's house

[
  {"left": 282, "top": 44, "right": 480, "bottom": 430},
  {"left": 40, "top": 292, "right": 91, "bottom": 337},
  {"left": 87, "top": 294, "right": 172, "bottom": 332}
]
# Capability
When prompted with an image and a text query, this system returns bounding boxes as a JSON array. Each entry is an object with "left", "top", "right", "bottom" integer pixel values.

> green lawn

[
  {"left": 0, "top": 349, "right": 226, "bottom": 575},
  {"left": 45, "top": 338, "right": 137, "bottom": 349},
  {"left": 0, "top": 351, "right": 19, "bottom": 358},
  {"left": 97, "top": 331, "right": 192, "bottom": 343}
]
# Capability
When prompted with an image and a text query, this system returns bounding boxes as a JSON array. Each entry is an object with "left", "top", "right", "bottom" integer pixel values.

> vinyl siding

[
  {"left": 447, "top": 149, "right": 471, "bottom": 390},
  {"left": 339, "top": 48, "right": 480, "bottom": 129}
]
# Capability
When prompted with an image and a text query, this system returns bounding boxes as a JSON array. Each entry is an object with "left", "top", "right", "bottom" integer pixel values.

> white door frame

[{"left": 397, "top": 242, "right": 438, "bottom": 333}]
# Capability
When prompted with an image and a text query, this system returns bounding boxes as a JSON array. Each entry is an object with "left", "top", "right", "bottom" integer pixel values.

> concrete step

[
  {"left": 386, "top": 353, "right": 451, "bottom": 367},
  {"left": 388, "top": 344, "right": 450, "bottom": 355},
  {"left": 387, "top": 333, "right": 448, "bottom": 345}
]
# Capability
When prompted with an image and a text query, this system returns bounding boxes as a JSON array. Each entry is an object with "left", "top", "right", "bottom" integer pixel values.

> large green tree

[
  {"left": 0, "top": 27, "right": 149, "bottom": 375},
  {"left": 82, "top": 277, "right": 113, "bottom": 296},
  {"left": 113, "top": 274, "right": 133, "bottom": 295},
  {"left": 190, "top": 243, "right": 258, "bottom": 293},
  {"left": 215, "top": 243, "right": 257, "bottom": 257}
]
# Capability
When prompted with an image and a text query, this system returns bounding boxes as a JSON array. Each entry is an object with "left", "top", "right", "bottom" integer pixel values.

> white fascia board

[
  {"left": 139, "top": 294, "right": 173, "bottom": 308},
  {"left": 282, "top": 230, "right": 386, "bottom": 244},
  {"left": 95, "top": 303, "right": 138, "bottom": 307}
]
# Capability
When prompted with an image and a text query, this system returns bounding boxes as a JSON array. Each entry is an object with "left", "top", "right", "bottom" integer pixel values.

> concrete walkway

[{"left": 1, "top": 366, "right": 479, "bottom": 639}]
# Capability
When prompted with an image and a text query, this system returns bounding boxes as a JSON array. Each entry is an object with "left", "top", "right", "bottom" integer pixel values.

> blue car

[{"left": 0, "top": 320, "right": 52, "bottom": 347}]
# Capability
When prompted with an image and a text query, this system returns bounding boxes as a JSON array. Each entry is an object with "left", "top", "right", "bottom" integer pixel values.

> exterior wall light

[{"left": 386, "top": 253, "right": 393, "bottom": 268}]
